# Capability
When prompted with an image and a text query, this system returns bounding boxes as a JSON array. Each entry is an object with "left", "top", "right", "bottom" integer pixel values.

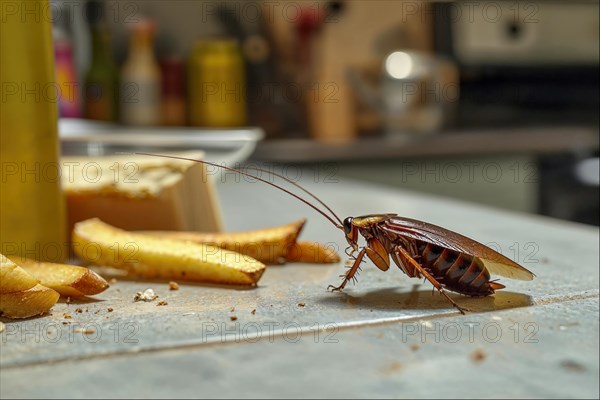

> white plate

[{"left": 59, "top": 118, "right": 264, "bottom": 164}]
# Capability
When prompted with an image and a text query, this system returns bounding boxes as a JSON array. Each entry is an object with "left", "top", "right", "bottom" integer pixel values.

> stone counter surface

[{"left": 1, "top": 174, "right": 598, "bottom": 398}]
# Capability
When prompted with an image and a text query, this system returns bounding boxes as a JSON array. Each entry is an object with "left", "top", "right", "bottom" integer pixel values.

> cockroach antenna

[
  {"left": 242, "top": 165, "right": 343, "bottom": 226},
  {"left": 134, "top": 152, "right": 344, "bottom": 230}
]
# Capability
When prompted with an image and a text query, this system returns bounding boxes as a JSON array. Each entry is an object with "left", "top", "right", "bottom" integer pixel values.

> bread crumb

[
  {"left": 230, "top": 307, "right": 235, "bottom": 312},
  {"left": 156, "top": 301, "right": 168, "bottom": 306},
  {"left": 560, "top": 360, "right": 586, "bottom": 372},
  {"left": 297, "top": 303, "right": 305, "bottom": 307},
  {"left": 251, "top": 309, "right": 256, "bottom": 315},
  {"left": 109, "top": 278, "right": 117, "bottom": 284},
  {"left": 380, "top": 362, "right": 403, "bottom": 375},
  {"left": 107, "top": 307, "right": 114, "bottom": 312},
  {"left": 230, "top": 316, "right": 238, "bottom": 321},
  {"left": 168, "top": 281, "right": 179, "bottom": 290},
  {"left": 410, "top": 344, "right": 420, "bottom": 352},
  {"left": 470, "top": 349, "right": 486, "bottom": 363},
  {"left": 75, "top": 308, "right": 83, "bottom": 313},
  {"left": 74, "top": 328, "right": 96, "bottom": 335},
  {"left": 63, "top": 313, "right": 72, "bottom": 319},
  {"left": 134, "top": 288, "right": 158, "bottom": 302}
]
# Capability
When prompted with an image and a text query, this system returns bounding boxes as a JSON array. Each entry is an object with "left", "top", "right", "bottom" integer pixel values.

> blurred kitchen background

[{"left": 52, "top": 0, "right": 599, "bottom": 225}]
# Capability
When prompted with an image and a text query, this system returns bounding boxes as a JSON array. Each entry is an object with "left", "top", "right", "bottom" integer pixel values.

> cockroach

[{"left": 136, "top": 153, "right": 535, "bottom": 314}]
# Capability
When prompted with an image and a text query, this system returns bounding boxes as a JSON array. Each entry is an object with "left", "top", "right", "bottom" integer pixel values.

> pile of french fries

[
  {"left": 1, "top": 218, "right": 340, "bottom": 319},
  {"left": 0, "top": 254, "right": 108, "bottom": 318},
  {"left": 72, "top": 218, "right": 339, "bottom": 284}
]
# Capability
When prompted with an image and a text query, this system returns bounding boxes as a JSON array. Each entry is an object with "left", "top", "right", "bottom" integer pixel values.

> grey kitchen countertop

[
  {"left": 1, "top": 172, "right": 598, "bottom": 399},
  {"left": 251, "top": 127, "right": 599, "bottom": 163}
]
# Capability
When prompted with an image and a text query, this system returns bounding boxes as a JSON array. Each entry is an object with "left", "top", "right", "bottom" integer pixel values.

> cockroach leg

[
  {"left": 345, "top": 246, "right": 355, "bottom": 258},
  {"left": 395, "top": 246, "right": 470, "bottom": 315},
  {"left": 328, "top": 248, "right": 366, "bottom": 292}
]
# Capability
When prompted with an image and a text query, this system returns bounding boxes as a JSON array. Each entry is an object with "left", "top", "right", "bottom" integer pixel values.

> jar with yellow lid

[{"left": 188, "top": 39, "right": 247, "bottom": 127}]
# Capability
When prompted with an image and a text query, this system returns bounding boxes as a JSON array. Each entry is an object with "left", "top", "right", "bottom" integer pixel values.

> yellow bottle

[
  {"left": 1, "top": 0, "right": 67, "bottom": 261},
  {"left": 188, "top": 39, "right": 247, "bottom": 127}
]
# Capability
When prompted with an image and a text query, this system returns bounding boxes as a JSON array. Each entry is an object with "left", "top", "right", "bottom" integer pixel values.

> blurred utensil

[{"left": 348, "top": 50, "right": 459, "bottom": 135}]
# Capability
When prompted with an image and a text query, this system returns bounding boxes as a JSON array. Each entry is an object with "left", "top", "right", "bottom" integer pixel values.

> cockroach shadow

[{"left": 316, "top": 284, "right": 533, "bottom": 313}]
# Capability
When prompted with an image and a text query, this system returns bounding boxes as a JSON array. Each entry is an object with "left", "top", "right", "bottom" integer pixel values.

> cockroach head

[
  {"left": 343, "top": 217, "right": 358, "bottom": 251},
  {"left": 343, "top": 217, "right": 353, "bottom": 235}
]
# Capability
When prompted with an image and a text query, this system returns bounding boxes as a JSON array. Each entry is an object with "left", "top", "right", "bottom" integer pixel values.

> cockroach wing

[{"left": 382, "top": 217, "right": 535, "bottom": 281}]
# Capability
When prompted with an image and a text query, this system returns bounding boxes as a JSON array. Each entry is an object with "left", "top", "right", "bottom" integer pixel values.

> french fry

[
  {"left": 8, "top": 257, "right": 109, "bottom": 297},
  {"left": 286, "top": 241, "right": 341, "bottom": 264},
  {"left": 73, "top": 218, "right": 265, "bottom": 286},
  {"left": 141, "top": 219, "right": 306, "bottom": 264},
  {"left": 0, "top": 254, "right": 39, "bottom": 294},
  {"left": 0, "top": 284, "right": 60, "bottom": 319},
  {"left": 143, "top": 220, "right": 341, "bottom": 265}
]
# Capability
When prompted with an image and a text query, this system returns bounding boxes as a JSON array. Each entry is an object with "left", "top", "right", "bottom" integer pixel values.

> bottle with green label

[{"left": 84, "top": 0, "right": 119, "bottom": 122}]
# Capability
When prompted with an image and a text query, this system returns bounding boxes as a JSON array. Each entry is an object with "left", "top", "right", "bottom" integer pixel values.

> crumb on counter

[
  {"left": 298, "top": 303, "right": 305, "bottom": 307},
  {"left": 251, "top": 309, "right": 256, "bottom": 315},
  {"left": 74, "top": 328, "right": 96, "bottom": 335},
  {"left": 156, "top": 301, "right": 168, "bottom": 306},
  {"left": 560, "top": 360, "right": 586, "bottom": 372},
  {"left": 134, "top": 288, "right": 158, "bottom": 302},
  {"left": 230, "top": 316, "right": 238, "bottom": 321},
  {"left": 107, "top": 307, "right": 114, "bottom": 312},
  {"left": 63, "top": 313, "right": 72, "bottom": 319},
  {"left": 169, "top": 281, "right": 179, "bottom": 290},
  {"left": 230, "top": 307, "right": 235, "bottom": 312},
  {"left": 470, "top": 349, "right": 486, "bottom": 363},
  {"left": 380, "top": 362, "right": 403, "bottom": 375}
]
